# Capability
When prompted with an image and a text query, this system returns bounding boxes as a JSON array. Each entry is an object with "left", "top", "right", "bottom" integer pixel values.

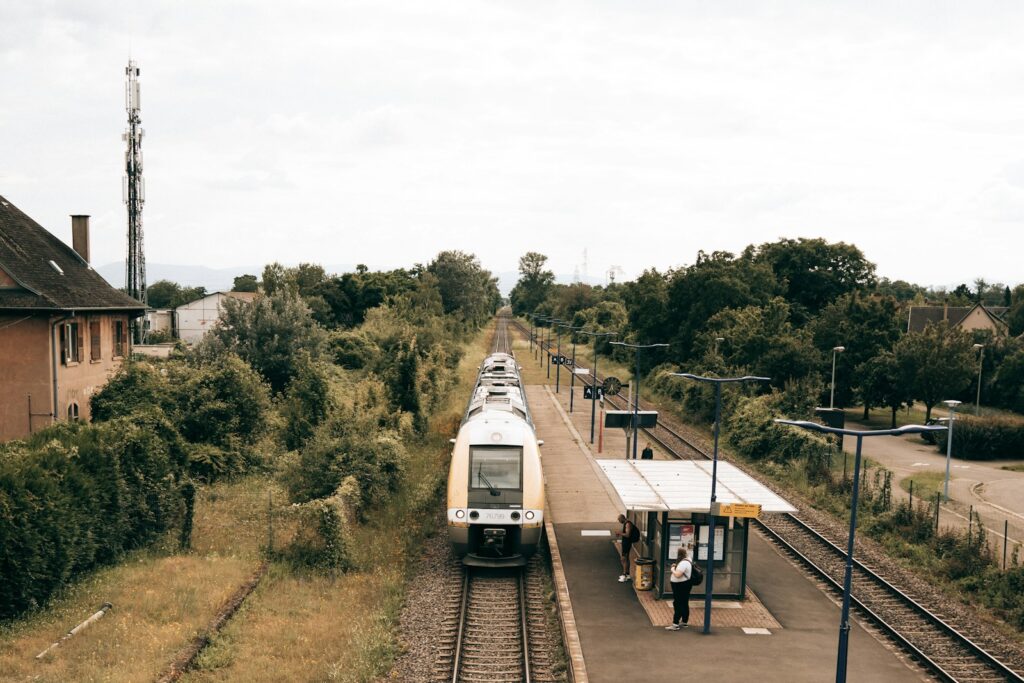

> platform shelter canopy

[{"left": 597, "top": 459, "right": 797, "bottom": 514}]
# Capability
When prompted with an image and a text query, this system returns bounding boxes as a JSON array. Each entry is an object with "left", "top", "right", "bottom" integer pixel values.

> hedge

[
  {"left": 935, "top": 414, "right": 1024, "bottom": 460},
  {"left": 0, "top": 416, "right": 184, "bottom": 618}
]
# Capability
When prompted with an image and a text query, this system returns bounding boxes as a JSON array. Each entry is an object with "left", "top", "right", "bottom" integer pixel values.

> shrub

[
  {"left": 935, "top": 414, "right": 1024, "bottom": 460},
  {"left": 329, "top": 329, "right": 380, "bottom": 370},
  {"left": 726, "top": 394, "right": 832, "bottom": 463},
  {"left": 284, "top": 424, "right": 407, "bottom": 519},
  {"left": 280, "top": 355, "right": 334, "bottom": 451},
  {"left": 0, "top": 418, "right": 182, "bottom": 618},
  {"left": 91, "top": 355, "right": 274, "bottom": 481},
  {"left": 280, "top": 478, "right": 355, "bottom": 573}
]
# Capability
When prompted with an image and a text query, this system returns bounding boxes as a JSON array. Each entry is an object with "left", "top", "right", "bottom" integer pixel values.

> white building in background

[{"left": 175, "top": 291, "right": 258, "bottom": 344}]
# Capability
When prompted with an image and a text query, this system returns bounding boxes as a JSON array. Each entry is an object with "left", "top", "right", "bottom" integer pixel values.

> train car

[{"left": 447, "top": 348, "right": 545, "bottom": 567}]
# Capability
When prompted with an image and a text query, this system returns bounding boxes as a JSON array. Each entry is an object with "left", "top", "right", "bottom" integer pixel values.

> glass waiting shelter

[{"left": 598, "top": 459, "right": 797, "bottom": 600}]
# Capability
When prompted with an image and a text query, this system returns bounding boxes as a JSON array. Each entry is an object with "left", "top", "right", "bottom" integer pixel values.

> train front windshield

[{"left": 469, "top": 446, "right": 522, "bottom": 490}]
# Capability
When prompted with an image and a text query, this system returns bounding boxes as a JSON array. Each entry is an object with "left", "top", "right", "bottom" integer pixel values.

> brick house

[{"left": 0, "top": 195, "right": 145, "bottom": 441}]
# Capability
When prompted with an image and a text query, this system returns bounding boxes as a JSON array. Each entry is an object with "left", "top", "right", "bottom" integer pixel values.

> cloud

[{"left": 0, "top": 1, "right": 1022, "bottom": 286}]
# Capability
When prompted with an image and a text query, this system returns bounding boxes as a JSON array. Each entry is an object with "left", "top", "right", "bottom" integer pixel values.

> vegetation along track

[
  {"left": 512, "top": 317, "right": 1024, "bottom": 682},
  {"left": 431, "top": 557, "right": 556, "bottom": 683}
]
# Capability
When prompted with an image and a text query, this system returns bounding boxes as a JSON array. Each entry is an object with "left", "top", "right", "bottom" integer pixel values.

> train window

[{"left": 469, "top": 446, "right": 522, "bottom": 491}]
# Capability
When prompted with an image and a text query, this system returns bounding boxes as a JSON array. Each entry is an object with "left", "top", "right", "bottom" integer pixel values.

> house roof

[
  {"left": 0, "top": 194, "right": 145, "bottom": 313},
  {"left": 597, "top": 459, "right": 797, "bottom": 513},
  {"left": 906, "top": 304, "right": 1009, "bottom": 334}
]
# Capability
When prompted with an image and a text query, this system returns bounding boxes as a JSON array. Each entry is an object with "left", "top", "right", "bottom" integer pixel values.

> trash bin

[{"left": 634, "top": 558, "right": 654, "bottom": 590}]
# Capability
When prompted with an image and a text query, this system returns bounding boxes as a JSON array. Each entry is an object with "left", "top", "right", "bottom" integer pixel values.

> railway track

[
  {"left": 510, "top": 317, "right": 1024, "bottom": 683},
  {"left": 432, "top": 557, "right": 556, "bottom": 683}
]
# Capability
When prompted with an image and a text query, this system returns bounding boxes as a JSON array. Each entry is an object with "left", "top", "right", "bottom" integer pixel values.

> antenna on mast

[{"left": 123, "top": 59, "right": 147, "bottom": 341}]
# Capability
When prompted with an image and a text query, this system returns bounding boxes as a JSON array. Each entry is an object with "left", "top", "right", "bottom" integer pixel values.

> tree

[
  {"left": 232, "top": 274, "right": 258, "bottom": 292},
  {"left": 202, "top": 290, "right": 327, "bottom": 393},
  {"left": 146, "top": 280, "right": 180, "bottom": 308},
  {"left": 620, "top": 269, "right": 669, "bottom": 348},
  {"left": 858, "top": 352, "right": 913, "bottom": 426},
  {"left": 990, "top": 346, "right": 1024, "bottom": 414},
  {"left": 426, "top": 251, "right": 500, "bottom": 326},
  {"left": 743, "top": 238, "right": 876, "bottom": 321},
  {"left": 809, "top": 292, "right": 901, "bottom": 407},
  {"left": 895, "top": 323, "right": 976, "bottom": 421},
  {"left": 509, "top": 252, "right": 555, "bottom": 315},
  {"left": 702, "top": 298, "right": 821, "bottom": 388},
  {"left": 664, "top": 252, "right": 779, "bottom": 362},
  {"left": 145, "top": 280, "right": 206, "bottom": 308},
  {"left": 1007, "top": 285, "right": 1024, "bottom": 336}
]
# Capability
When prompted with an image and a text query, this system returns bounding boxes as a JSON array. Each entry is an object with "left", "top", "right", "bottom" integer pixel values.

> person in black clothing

[
  {"left": 666, "top": 546, "right": 693, "bottom": 630},
  {"left": 615, "top": 513, "right": 639, "bottom": 582},
  {"left": 641, "top": 442, "right": 654, "bottom": 460}
]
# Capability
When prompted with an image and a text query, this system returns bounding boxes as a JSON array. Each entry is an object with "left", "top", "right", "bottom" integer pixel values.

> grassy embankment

[
  {"left": 0, "top": 324, "right": 493, "bottom": 682},
  {"left": 180, "top": 322, "right": 494, "bottom": 682},
  {"left": 0, "top": 476, "right": 281, "bottom": 682}
]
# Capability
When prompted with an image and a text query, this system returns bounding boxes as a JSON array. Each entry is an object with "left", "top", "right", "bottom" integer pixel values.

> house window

[
  {"left": 62, "top": 322, "right": 82, "bottom": 364},
  {"left": 67, "top": 402, "right": 80, "bottom": 421},
  {"left": 113, "top": 320, "right": 125, "bottom": 357},
  {"left": 90, "top": 320, "right": 101, "bottom": 361}
]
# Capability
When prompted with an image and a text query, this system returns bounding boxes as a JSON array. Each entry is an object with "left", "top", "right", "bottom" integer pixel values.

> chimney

[{"left": 71, "top": 215, "right": 90, "bottom": 263}]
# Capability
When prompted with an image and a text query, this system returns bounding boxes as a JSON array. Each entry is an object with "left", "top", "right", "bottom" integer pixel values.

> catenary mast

[{"left": 123, "top": 60, "right": 146, "bottom": 341}]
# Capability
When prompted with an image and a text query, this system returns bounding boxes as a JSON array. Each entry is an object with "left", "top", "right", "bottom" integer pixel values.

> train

[{"left": 446, "top": 336, "right": 545, "bottom": 567}]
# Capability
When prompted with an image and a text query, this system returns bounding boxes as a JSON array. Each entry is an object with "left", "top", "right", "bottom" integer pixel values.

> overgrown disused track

[{"left": 512, "top": 317, "right": 1023, "bottom": 683}]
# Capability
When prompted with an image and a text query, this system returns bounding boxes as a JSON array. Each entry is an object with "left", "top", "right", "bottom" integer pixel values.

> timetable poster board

[
  {"left": 697, "top": 525, "right": 725, "bottom": 562},
  {"left": 667, "top": 523, "right": 695, "bottom": 563}
]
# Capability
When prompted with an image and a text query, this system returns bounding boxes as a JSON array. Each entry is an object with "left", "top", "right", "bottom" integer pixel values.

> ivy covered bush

[{"left": 0, "top": 417, "right": 184, "bottom": 618}]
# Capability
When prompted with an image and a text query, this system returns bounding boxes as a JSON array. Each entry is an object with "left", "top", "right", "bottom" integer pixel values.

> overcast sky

[{"left": 2, "top": 1, "right": 1022, "bottom": 288}]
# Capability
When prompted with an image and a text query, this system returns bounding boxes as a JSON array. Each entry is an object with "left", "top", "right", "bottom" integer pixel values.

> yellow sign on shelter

[{"left": 716, "top": 502, "right": 762, "bottom": 518}]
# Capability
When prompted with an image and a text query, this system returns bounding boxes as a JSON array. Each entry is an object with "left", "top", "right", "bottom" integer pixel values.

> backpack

[
  {"left": 689, "top": 561, "right": 704, "bottom": 586},
  {"left": 628, "top": 523, "right": 640, "bottom": 543}
]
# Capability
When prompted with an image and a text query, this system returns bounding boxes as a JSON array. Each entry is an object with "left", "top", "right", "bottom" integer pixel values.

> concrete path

[{"left": 841, "top": 420, "right": 1024, "bottom": 559}]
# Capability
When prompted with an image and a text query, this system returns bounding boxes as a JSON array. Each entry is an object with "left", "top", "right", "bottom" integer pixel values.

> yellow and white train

[{"left": 446, "top": 349, "right": 545, "bottom": 567}]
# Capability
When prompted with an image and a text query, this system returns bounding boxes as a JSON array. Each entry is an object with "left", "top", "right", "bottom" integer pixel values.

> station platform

[{"left": 528, "top": 382, "right": 928, "bottom": 682}]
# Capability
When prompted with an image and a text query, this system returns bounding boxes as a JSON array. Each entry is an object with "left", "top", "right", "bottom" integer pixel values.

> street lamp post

[
  {"left": 973, "top": 344, "right": 985, "bottom": 416},
  {"left": 578, "top": 331, "right": 615, "bottom": 443},
  {"left": 567, "top": 327, "right": 583, "bottom": 412},
  {"left": 554, "top": 320, "right": 568, "bottom": 393},
  {"left": 610, "top": 341, "right": 669, "bottom": 460},
  {"left": 830, "top": 346, "right": 846, "bottom": 409},
  {"left": 545, "top": 321, "right": 553, "bottom": 379},
  {"left": 942, "top": 399, "right": 961, "bottom": 502},
  {"left": 674, "top": 373, "right": 770, "bottom": 636},
  {"left": 775, "top": 420, "right": 944, "bottom": 683},
  {"left": 528, "top": 314, "right": 536, "bottom": 355},
  {"left": 534, "top": 317, "right": 548, "bottom": 368}
]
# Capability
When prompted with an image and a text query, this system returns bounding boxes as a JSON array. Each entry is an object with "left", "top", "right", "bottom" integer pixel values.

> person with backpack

[
  {"left": 615, "top": 514, "right": 641, "bottom": 582},
  {"left": 666, "top": 546, "right": 698, "bottom": 630}
]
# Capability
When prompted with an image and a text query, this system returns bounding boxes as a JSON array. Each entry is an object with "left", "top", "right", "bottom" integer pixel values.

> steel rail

[
  {"left": 520, "top": 570, "right": 532, "bottom": 683},
  {"left": 508, "top": 315, "right": 1023, "bottom": 683},
  {"left": 450, "top": 571, "right": 470, "bottom": 683}
]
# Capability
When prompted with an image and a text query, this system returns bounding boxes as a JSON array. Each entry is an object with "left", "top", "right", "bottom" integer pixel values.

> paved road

[{"left": 841, "top": 420, "right": 1024, "bottom": 559}]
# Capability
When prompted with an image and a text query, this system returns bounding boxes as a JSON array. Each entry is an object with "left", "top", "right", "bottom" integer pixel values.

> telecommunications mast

[{"left": 123, "top": 59, "right": 146, "bottom": 340}]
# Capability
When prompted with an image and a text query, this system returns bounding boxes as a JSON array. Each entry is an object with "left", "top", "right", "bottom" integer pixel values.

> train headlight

[
  {"left": 525, "top": 510, "right": 535, "bottom": 520},
  {"left": 510, "top": 511, "right": 521, "bottom": 521},
  {"left": 469, "top": 511, "right": 479, "bottom": 520},
  {"left": 455, "top": 509, "right": 465, "bottom": 519}
]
